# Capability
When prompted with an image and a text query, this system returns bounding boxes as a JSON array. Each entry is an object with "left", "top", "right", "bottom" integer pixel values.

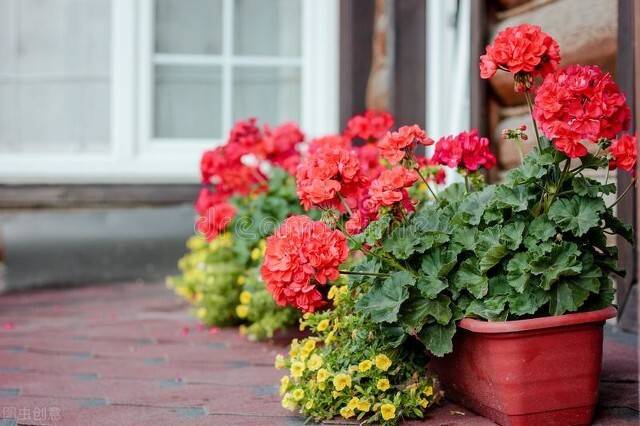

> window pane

[
  {"left": 0, "top": 0, "right": 111, "bottom": 153},
  {"left": 233, "top": 0, "right": 301, "bottom": 56},
  {"left": 154, "top": 65, "right": 222, "bottom": 139},
  {"left": 155, "top": 0, "right": 223, "bottom": 55},
  {"left": 232, "top": 66, "right": 300, "bottom": 124}
]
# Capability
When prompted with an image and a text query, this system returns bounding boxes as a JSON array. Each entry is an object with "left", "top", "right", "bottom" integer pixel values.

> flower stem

[
  {"left": 524, "top": 91, "right": 542, "bottom": 151},
  {"left": 337, "top": 193, "right": 354, "bottom": 217},
  {"left": 414, "top": 167, "right": 439, "bottom": 201},
  {"left": 464, "top": 175, "right": 471, "bottom": 193},
  {"left": 608, "top": 177, "right": 637, "bottom": 209}
]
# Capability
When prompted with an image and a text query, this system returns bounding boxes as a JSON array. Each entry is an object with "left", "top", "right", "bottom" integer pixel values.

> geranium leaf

[
  {"left": 548, "top": 196, "right": 605, "bottom": 236},
  {"left": 500, "top": 221, "right": 525, "bottom": 250},
  {"left": 572, "top": 176, "right": 616, "bottom": 197},
  {"left": 356, "top": 271, "right": 413, "bottom": 323},
  {"left": 491, "top": 185, "right": 531, "bottom": 212},
  {"left": 508, "top": 286, "right": 549, "bottom": 316},
  {"left": 475, "top": 226, "right": 508, "bottom": 273},
  {"left": 363, "top": 214, "right": 392, "bottom": 245},
  {"left": 530, "top": 242, "right": 583, "bottom": 290},
  {"left": 398, "top": 291, "right": 432, "bottom": 335},
  {"left": 416, "top": 276, "right": 447, "bottom": 299},
  {"left": 418, "top": 322, "right": 456, "bottom": 357},
  {"left": 439, "top": 183, "right": 466, "bottom": 204},
  {"left": 506, "top": 252, "right": 531, "bottom": 293},
  {"left": 603, "top": 211, "right": 633, "bottom": 244},
  {"left": 382, "top": 226, "right": 421, "bottom": 259},
  {"left": 420, "top": 245, "right": 461, "bottom": 278},
  {"left": 424, "top": 294, "right": 453, "bottom": 325},
  {"left": 523, "top": 214, "right": 557, "bottom": 248},
  {"left": 456, "top": 186, "right": 496, "bottom": 226},
  {"left": 466, "top": 295, "right": 508, "bottom": 321},
  {"left": 454, "top": 257, "right": 489, "bottom": 298},
  {"left": 579, "top": 153, "right": 609, "bottom": 170},
  {"left": 549, "top": 281, "right": 590, "bottom": 315}
]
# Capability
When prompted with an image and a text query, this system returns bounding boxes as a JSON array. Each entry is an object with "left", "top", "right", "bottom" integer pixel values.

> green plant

[{"left": 276, "top": 279, "right": 441, "bottom": 424}]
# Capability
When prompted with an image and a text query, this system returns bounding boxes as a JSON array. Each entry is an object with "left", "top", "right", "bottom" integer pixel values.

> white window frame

[{"left": 0, "top": 0, "right": 338, "bottom": 184}]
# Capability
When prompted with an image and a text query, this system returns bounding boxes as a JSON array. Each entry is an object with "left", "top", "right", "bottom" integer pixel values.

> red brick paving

[{"left": 0, "top": 283, "right": 636, "bottom": 425}]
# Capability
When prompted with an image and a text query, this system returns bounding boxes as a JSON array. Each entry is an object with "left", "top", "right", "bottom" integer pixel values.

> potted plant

[{"left": 351, "top": 24, "right": 636, "bottom": 425}]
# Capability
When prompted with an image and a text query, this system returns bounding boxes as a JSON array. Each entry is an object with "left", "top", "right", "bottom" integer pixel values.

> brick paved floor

[{"left": 0, "top": 283, "right": 637, "bottom": 426}]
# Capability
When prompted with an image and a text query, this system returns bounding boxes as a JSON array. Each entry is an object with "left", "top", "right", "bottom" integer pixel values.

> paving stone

[{"left": 0, "top": 282, "right": 636, "bottom": 425}]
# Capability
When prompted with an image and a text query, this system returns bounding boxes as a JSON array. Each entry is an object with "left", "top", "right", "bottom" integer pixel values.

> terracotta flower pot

[{"left": 430, "top": 306, "right": 617, "bottom": 426}]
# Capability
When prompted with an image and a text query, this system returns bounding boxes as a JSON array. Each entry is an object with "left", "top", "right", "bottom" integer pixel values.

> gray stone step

[{"left": 0, "top": 205, "right": 195, "bottom": 292}]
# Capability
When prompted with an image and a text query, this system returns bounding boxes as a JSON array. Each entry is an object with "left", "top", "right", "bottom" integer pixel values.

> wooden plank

[
  {"left": 0, "top": 184, "right": 200, "bottom": 209},
  {"left": 392, "top": 0, "right": 426, "bottom": 127},
  {"left": 470, "top": 0, "right": 489, "bottom": 137},
  {"left": 339, "top": 0, "right": 375, "bottom": 130},
  {"left": 615, "top": 0, "right": 637, "bottom": 330}
]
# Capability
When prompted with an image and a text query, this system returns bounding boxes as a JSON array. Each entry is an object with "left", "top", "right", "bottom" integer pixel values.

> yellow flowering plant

[{"left": 276, "top": 280, "right": 441, "bottom": 424}]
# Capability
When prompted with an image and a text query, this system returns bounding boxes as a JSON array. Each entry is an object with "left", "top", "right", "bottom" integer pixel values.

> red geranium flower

[
  {"left": 296, "top": 145, "right": 366, "bottom": 211},
  {"left": 196, "top": 202, "right": 236, "bottom": 241},
  {"left": 261, "top": 216, "right": 349, "bottom": 312},
  {"left": 533, "top": 65, "right": 631, "bottom": 158},
  {"left": 378, "top": 125, "right": 434, "bottom": 165},
  {"left": 609, "top": 134, "right": 638, "bottom": 173},
  {"left": 229, "top": 118, "right": 261, "bottom": 153},
  {"left": 368, "top": 166, "right": 418, "bottom": 210},
  {"left": 261, "top": 122, "right": 304, "bottom": 174},
  {"left": 345, "top": 110, "right": 395, "bottom": 141},
  {"left": 480, "top": 24, "right": 560, "bottom": 80},
  {"left": 194, "top": 188, "right": 228, "bottom": 216},
  {"left": 308, "top": 135, "right": 351, "bottom": 154},
  {"left": 432, "top": 129, "right": 496, "bottom": 171}
]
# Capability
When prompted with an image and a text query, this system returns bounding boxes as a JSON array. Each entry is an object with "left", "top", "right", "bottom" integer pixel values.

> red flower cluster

[
  {"left": 261, "top": 122, "right": 304, "bottom": 174},
  {"left": 609, "top": 134, "right": 638, "bottom": 173},
  {"left": 261, "top": 215, "right": 349, "bottom": 312},
  {"left": 195, "top": 198, "right": 236, "bottom": 241},
  {"left": 368, "top": 166, "right": 418, "bottom": 211},
  {"left": 533, "top": 65, "right": 631, "bottom": 158},
  {"left": 432, "top": 129, "right": 496, "bottom": 171},
  {"left": 296, "top": 144, "right": 366, "bottom": 211},
  {"left": 480, "top": 24, "right": 560, "bottom": 81},
  {"left": 378, "top": 125, "right": 434, "bottom": 164},
  {"left": 345, "top": 110, "right": 394, "bottom": 141}
]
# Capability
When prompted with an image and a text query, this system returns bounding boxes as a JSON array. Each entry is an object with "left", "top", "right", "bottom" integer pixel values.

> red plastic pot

[{"left": 430, "top": 306, "right": 616, "bottom": 426}]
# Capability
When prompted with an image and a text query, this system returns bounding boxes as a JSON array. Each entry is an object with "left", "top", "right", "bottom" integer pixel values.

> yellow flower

[
  {"left": 423, "top": 385, "right": 434, "bottom": 396},
  {"left": 357, "top": 399, "right": 371, "bottom": 412},
  {"left": 175, "top": 286, "right": 192, "bottom": 299},
  {"left": 375, "top": 354, "right": 392, "bottom": 371},
  {"left": 380, "top": 403, "right": 396, "bottom": 421},
  {"left": 292, "top": 388, "right": 305, "bottom": 401},
  {"left": 196, "top": 307, "right": 207, "bottom": 320},
  {"left": 317, "top": 319, "right": 330, "bottom": 331},
  {"left": 303, "top": 339, "right": 316, "bottom": 353},
  {"left": 303, "top": 312, "right": 312, "bottom": 320},
  {"left": 347, "top": 397, "right": 360, "bottom": 410},
  {"left": 348, "top": 365, "right": 359, "bottom": 374},
  {"left": 332, "top": 390, "right": 341, "bottom": 399},
  {"left": 327, "top": 285, "right": 338, "bottom": 300},
  {"left": 236, "top": 275, "right": 246, "bottom": 285},
  {"left": 339, "top": 406, "right": 355, "bottom": 419},
  {"left": 281, "top": 392, "right": 296, "bottom": 411},
  {"left": 279, "top": 376, "right": 290, "bottom": 395},
  {"left": 304, "top": 400, "right": 314, "bottom": 410},
  {"left": 418, "top": 182, "right": 428, "bottom": 192},
  {"left": 239, "top": 291, "right": 251, "bottom": 305},
  {"left": 318, "top": 381, "right": 326, "bottom": 390},
  {"left": 358, "top": 360, "right": 373, "bottom": 372},
  {"left": 307, "top": 354, "right": 323, "bottom": 371},
  {"left": 316, "top": 368, "right": 330, "bottom": 383},
  {"left": 324, "top": 330, "right": 335, "bottom": 345},
  {"left": 290, "top": 361, "right": 305, "bottom": 378},
  {"left": 274, "top": 354, "right": 286, "bottom": 369},
  {"left": 419, "top": 398, "right": 429, "bottom": 408},
  {"left": 235, "top": 305, "right": 249, "bottom": 318},
  {"left": 376, "top": 378, "right": 390, "bottom": 391},
  {"left": 333, "top": 373, "right": 352, "bottom": 391},
  {"left": 250, "top": 247, "right": 261, "bottom": 260}
]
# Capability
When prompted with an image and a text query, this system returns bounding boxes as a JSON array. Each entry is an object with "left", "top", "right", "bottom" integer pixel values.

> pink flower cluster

[
  {"left": 609, "top": 134, "right": 637, "bottom": 173},
  {"left": 533, "top": 65, "right": 631, "bottom": 158},
  {"left": 344, "top": 110, "right": 394, "bottom": 142},
  {"left": 378, "top": 125, "right": 434, "bottom": 164},
  {"left": 261, "top": 215, "right": 349, "bottom": 312},
  {"left": 432, "top": 129, "right": 496, "bottom": 171},
  {"left": 480, "top": 24, "right": 560, "bottom": 81}
]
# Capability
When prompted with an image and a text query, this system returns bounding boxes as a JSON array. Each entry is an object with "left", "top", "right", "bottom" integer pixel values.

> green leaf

[
  {"left": 549, "top": 281, "right": 590, "bottom": 315},
  {"left": 420, "top": 245, "right": 461, "bottom": 278},
  {"left": 451, "top": 226, "right": 477, "bottom": 251},
  {"left": 416, "top": 276, "right": 447, "bottom": 299},
  {"left": 456, "top": 186, "right": 496, "bottom": 226},
  {"left": 530, "top": 242, "right": 583, "bottom": 290},
  {"left": 356, "top": 271, "right": 414, "bottom": 323},
  {"left": 424, "top": 294, "right": 453, "bottom": 325},
  {"left": 382, "top": 226, "right": 421, "bottom": 259},
  {"left": 348, "top": 259, "right": 381, "bottom": 287},
  {"left": 506, "top": 252, "right": 531, "bottom": 293},
  {"left": 572, "top": 176, "right": 616, "bottom": 197},
  {"left": 379, "top": 325, "right": 407, "bottom": 348},
  {"left": 362, "top": 215, "right": 392, "bottom": 245},
  {"left": 603, "top": 211, "right": 633, "bottom": 244},
  {"left": 475, "top": 226, "right": 508, "bottom": 273},
  {"left": 580, "top": 153, "right": 609, "bottom": 170},
  {"left": 418, "top": 322, "right": 456, "bottom": 357},
  {"left": 501, "top": 221, "right": 526, "bottom": 250},
  {"left": 523, "top": 214, "right": 557, "bottom": 248},
  {"left": 439, "top": 183, "right": 466, "bottom": 204},
  {"left": 398, "top": 291, "right": 432, "bottom": 335},
  {"left": 491, "top": 185, "right": 531, "bottom": 212},
  {"left": 508, "top": 286, "right": 549, "bottom": 316},
  {"left": 454, "top": 258, "right": 489, "bottom": 298},
  {"left": 466, "top": 296, "right": 508, "bottom": 321},
  {"left": 548, "top": 196, "right": 605, "bottom": 236}
]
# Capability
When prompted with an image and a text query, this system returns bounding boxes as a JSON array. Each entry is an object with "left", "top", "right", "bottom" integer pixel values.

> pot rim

[{"left": 458, "top": 305, "right": 617, "bottom": 334}]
